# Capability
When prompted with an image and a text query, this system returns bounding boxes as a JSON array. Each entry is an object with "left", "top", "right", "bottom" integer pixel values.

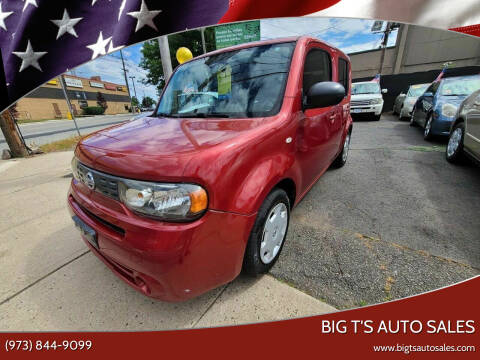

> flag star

[
  {"left": 87, "top": 31, "right": 112, "bottom": 60},
  {"left": 13, "top": 40, "right": 47, "bottom": 72},
  {"left": 118, "top": 0, "right": 126, "bottom": 20},
  {"left": 0, "top": 3, "right": 13, "bottom": 31},
  {"left": 22, "top": 0, "right": 38, "bottom": 12},
  {"left": 91, "top": 0, "right": 111, "bottom": 6},
  {"left": 51, "top": 9, "right": 82, "bottom": 39},
  {"left": 127, "top": 0, "right": 161, "bottom": 32},
  {"left": 107, "top": 40, "right": 124, "bottom": 54}
]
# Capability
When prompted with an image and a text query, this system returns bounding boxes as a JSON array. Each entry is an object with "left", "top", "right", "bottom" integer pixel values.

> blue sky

[{"left": 70, "top": 18, "right": 398, "bottom": 101}]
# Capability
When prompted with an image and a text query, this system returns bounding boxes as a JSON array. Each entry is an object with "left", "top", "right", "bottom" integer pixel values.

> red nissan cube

[{"left": 68, "top": 36, "right": 353, "bottom": 301}]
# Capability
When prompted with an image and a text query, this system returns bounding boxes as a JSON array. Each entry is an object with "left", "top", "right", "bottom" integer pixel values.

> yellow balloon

[{"left": 176, "top": 47, "right": 193, "bottom": 64}]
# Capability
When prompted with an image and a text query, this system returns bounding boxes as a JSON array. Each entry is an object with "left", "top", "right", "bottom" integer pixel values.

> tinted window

[
  {"left": 303, "top": 49, "right": 331, "bottom": 95},
  {"left": 338, "top": 58, "right": 349, "bottom": 94},
  {"left": 156, "top": 42, "right": 296, "bottom": 118}
]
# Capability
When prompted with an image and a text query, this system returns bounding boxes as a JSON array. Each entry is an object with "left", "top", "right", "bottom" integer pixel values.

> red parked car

[{"left": 68, "top": 36, "right": 353, "bottom": 301}]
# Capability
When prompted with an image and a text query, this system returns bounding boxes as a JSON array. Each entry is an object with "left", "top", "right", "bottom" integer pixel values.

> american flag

[
  {"left": 371, "top": 74, "right": 381, "bottom": 83},
  {"left": 0, "top": 0, "right": 342, "bottom": 112}
]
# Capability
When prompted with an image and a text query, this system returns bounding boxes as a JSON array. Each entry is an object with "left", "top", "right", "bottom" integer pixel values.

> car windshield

[
  {"left": 156, "top": 42, "right": 296, "bottom": 118},
  {"left": 351, "top": 82, "right": 380, "bottom": 95},
  {"left": 440, "top": 77, "right": 480, "bottom": 96},
  {"left": 407, "top": 84, "right": 429, "bottom": 97}
]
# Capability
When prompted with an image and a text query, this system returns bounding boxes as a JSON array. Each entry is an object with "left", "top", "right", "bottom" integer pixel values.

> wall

[{"left": 15, "top": 76, "right": 131, "bottom": 120}]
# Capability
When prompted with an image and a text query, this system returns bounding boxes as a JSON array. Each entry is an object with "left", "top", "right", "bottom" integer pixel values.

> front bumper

[
  {"left": 350, "top": 103, "right": 383, "bottom": 116},
  {"left": 67, "top": 179, "right": 256, "bottom": 302},
  {"left": 431, "top": 115, "right": 454, "bottom": 136},
  {"left": 400, "top": 103, "right": 414, "bottom": 118}
]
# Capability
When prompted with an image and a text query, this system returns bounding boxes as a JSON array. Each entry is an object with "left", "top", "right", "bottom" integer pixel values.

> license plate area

[{"left": 72, "top": 215, "right": 98, "bottom": 249}]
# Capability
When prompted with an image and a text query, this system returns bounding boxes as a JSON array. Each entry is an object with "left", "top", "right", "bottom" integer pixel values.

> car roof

[{"left": 191, "top": 36, "right": 349, "bottom": 63}]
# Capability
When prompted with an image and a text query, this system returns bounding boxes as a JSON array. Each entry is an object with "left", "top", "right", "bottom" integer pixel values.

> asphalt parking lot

[{"left": 271, "top": 112, "right": 480, "bottom": 309}]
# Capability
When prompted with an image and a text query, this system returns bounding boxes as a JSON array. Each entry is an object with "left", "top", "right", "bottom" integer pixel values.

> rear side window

[
  {"left": 303, "top": 49, "right": 331, "bottom": 95},
  {"left": 338, "top": 58, "right": 349, "bottom": 94}
]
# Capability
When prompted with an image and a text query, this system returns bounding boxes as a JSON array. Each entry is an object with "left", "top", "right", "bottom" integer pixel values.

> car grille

[
  {"left": 76, "top": 162, "right": 120, "bottom": 200},
  {"left": 351, "top": 100, "right": 371, "bottom": 106}
]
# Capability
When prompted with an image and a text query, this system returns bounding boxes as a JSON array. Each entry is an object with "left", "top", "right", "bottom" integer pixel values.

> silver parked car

[
  {"left": 446, "top": 89, "right": 480, "bottom": 164},
  {"left": 393, "top": 83, "right": 429, "bottom": 120}
]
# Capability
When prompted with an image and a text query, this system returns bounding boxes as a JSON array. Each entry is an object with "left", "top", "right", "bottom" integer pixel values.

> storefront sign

[
  {"left": 90, "top": 81, "right": 104, "bottom": 88},
  {"left": 105, "top": 83, "right": 117, "bottom": 90},
  {"left": 117, "top": 86, "right": 126, "bottom": 92},
  {"left": 214, "top": 21, "right": 260, "bottom": 49},
  {"left": 65, "top": 77, "right": 83, "bottom": 88},
  {"left": 46, "top": 79, "right": 58, "bottom": 85}
]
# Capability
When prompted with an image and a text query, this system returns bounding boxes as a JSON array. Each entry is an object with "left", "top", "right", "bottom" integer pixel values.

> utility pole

[
  {"left": 378, "top": 22, "right": 400, "bottom": 75},
  {"left": 59, "top": 75, "right": 81, "bottom": 136},
  {"left": 158, "top": 35, "right": 173, "bottom": 81},
  {"left": 129, "top": 76, "right": 138, "bottom": 113},
  {"left": 0, "top": 109, "right": 29, "bottom": 157},
  {"left": 120, "top": 49, "right": 135, "bottom": 113}
]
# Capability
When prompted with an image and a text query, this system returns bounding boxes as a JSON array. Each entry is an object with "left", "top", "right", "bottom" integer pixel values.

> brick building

[{"left": 16, "top": 75, "right": 132, "bottom": 120}]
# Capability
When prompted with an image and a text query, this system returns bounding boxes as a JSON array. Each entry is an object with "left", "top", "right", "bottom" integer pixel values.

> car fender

[{"left": 230, "top": 152, "right": 298, "bottom": 215}]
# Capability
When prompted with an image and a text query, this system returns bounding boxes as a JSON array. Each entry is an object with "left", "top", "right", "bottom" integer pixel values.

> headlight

[
  {"left": 370, "top": 98, "right": 382, "bottom": 104},
  {"left": 119, "top": 180, "right": 208, "bottom": 221},
  {"left": 441, "top": 103, "right": 457, "bottom": 118}
]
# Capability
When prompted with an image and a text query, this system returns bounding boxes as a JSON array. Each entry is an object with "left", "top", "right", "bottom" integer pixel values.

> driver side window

[{"left": 303, "top": 49, "right": 332, "bottom": 100}]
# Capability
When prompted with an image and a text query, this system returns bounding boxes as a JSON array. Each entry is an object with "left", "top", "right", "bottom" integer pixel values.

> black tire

[
  {"left": 243, "top": 188, "right": 290, "bottom": 276},
  {"left": 423, "top": 113, "right": 434, "bottom": 141},
  {"left": 373, "top": 114, "right": 381, "bottom": 121},
  {"left": 331, "top": 130, "right": 351, "bottom": 168},
  {"left": 446, "top": 122, "right": 465, "bottom": 164},
  {"left": 409, "top": 108, "right": 417, "bottom": 127}
]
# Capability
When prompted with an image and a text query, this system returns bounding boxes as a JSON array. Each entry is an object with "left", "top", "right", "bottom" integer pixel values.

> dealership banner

[
  {"left": 1, "top": 277, "right": 478, "bottom": 358},
  {"left": 1, "top": 0, "right": 480, "bottom": 358}
]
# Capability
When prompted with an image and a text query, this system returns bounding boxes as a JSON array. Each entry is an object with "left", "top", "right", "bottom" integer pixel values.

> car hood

[
  {"left": 437, "top": 95, "right": 467, "bottom": 106},
  {"left": 75, "top": 115, "right": 266, "bottom": 180},
  {"left": 351, "top": 93, "right": 383, "bottom": 100}
]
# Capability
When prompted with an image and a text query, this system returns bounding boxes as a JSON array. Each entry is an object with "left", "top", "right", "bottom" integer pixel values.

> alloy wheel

[{"left": 447, "top": 127, "right": 462, "bottom": 157}]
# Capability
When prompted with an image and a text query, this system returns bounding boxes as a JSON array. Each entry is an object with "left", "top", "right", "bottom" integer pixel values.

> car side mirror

[
  {"left": 382, "top": 88, "right": 388, "bottom": 94},
  {"left": 423, "top": 92, "right": 433, "bottom": 97},
  {"left": 304, "top": 81, "right": 345, "bottom": 109}
]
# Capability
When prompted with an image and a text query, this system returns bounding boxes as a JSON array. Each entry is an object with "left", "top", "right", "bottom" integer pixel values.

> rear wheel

[
  {"left": 409, "top": 107, "right": 417, "bottom": 126},
  {"left": 373, "top": 114, "right": 381, "bottom": 121},
  {"left": 331, "top": 131, "right": 351, "bottom": 168},
  {"left": 446, "top": 122, "right": 465, "bottom": 164},
  {"left": 243, "top": 188, "right": 290, "bottom": 276}
]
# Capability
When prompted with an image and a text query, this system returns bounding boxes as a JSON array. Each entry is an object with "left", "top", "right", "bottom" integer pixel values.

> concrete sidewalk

[{"left": 0, "top": 152, "right": 335, "bottom": 331}]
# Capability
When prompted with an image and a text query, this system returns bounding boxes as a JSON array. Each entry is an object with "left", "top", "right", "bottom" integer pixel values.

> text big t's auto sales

[{"left": 321, "top": 320, "right": 476, "bottom": 334}]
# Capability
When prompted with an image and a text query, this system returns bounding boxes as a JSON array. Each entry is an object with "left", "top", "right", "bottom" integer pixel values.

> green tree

[
  {"left": 139, "top": 40, "right": 165, "bottom": 95},
  {"left": 141, "top": 96, "right": 155, "bottom": 108},
  {"left": 139, "top": 28, "right": 218, "bottom": 96},
  {"left": 96, "top": 92, "right": 108, "bottom": 110},
  {"left": 131, "top": 96, "right": 139, "bottom": 107}
]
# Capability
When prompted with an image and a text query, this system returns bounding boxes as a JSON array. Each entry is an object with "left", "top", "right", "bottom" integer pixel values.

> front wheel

[
  {"left": 331, "top": 131, "right": 351, "bottom": 168},
  {"left": 446, "top": 122, "right": 465, "bottom": 164},
  {"left": 373, "top": 114, "right": 381, "bottom": 121},
  {"left": 424, "top": 114, "right": 434, "bottom": 140},
  {"left": 243, "top": 188, "right": 290, "bottom": 276}
]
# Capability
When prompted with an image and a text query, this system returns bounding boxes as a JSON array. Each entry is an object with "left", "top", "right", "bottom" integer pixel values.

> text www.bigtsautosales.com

[
  {"left": 5, "top": 340, "right": 92, "bottom": 352},
  {"left": 373, "top": 344, "right": 475, "bottom": 354}
]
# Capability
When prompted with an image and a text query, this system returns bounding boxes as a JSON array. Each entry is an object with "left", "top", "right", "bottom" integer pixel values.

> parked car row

[{"left": 393, "top": 75, "right": 480, "bottom": 166}]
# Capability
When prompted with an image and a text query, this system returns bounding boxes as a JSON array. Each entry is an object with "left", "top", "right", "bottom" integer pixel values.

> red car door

[{"left": 297, "top": 45, "right": 338, "bottom": 189}]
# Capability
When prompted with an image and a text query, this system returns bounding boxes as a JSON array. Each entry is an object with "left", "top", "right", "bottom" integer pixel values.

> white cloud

[{"left": 70, "top": 50, "right": 158, "bottom": 101}]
